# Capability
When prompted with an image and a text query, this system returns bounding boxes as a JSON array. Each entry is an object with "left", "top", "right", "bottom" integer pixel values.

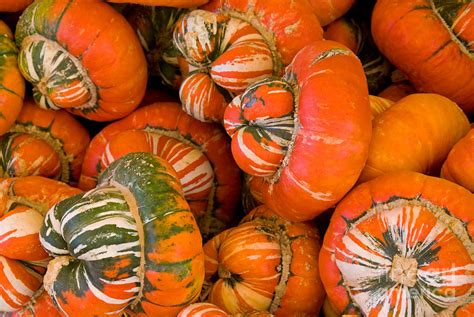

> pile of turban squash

[{"left": 0, "top": 0, "right": 472, "bottom": 316}]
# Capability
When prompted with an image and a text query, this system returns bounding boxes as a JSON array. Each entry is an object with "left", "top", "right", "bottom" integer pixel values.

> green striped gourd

[{"left": 40, "top": 152, "right": 204, "bottom": 316}]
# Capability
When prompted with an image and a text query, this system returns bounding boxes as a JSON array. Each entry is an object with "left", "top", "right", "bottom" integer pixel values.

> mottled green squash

[{"left": 40, "top": 153, "right": 204, "bottom": 316}]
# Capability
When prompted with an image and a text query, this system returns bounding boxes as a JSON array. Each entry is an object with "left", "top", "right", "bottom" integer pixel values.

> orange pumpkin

[
  {"left": 320, "top": 171, "right": 474, "bottom": 315},
  {"left": 203, "top": 205, "right": 325, "bottom": 316},
  {"left": 15, "top": 0, "right": 147, "bottom": 121},
  {"left": 79, "top": 102, "right": 241, "bottom": 240},
  {"left": 372, "top": 0, "right": 474, "bottom": 113},
  {"left": 0, "top": 21, "right": 25, "bottom": 136},
  {"left": 441, "top": 127, "right": 474, "bottom": 192},
  {"left": 360, "top": 93, "right": 470, "bottom": 182},
  {"left": 173, "top": 0, "right": 323, "bottom": 122},
  {"left": 0, "top": 99, "right": 90, "bottom": 184},
  {"left": 0, "top": 176, "right": 80, "bottom": 314},
  {"left": 224, "top": 40, "right": 372, "bottom": 221},
  {"left": 0, "top": 1, "right": 32, "bottom": 12}
]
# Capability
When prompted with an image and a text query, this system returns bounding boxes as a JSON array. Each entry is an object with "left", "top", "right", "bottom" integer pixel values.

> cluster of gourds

[{"left": 0, "top": 0, "right": 472, "bottom": 316}]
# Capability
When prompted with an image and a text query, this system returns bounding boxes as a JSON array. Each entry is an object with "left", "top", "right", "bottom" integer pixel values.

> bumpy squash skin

[
  {"left": 320, "top": 171, "right": 474, "bottom": 316},
  {"left": 360, "top": 93, "right": 470, "bottom": 182},
  {"left": 0, "top": 176, "right": 80, "bottom": 315},
  {"left": 79, "top": 102, "right": 241, "bottom": 240},
  {"left": 0, "top": 21, "right": 25, "bottom": 136},
  {"left": 0, "top": 99, "right": 90, "bottom": 184},
  {"left": 15, "top": 0, "right": 147, "bottom": 121},
  {"left": 40, "top": 153, "right": 204, "bottom": 317},
  {"left": 372, "top": 0, "right": 474, "bottom": 113},
  {"left": 203, "top": 205, "right": 325, "bottom": 316},
  {"left": 441, "top": 127, "right": 474, "bottom": 192}
]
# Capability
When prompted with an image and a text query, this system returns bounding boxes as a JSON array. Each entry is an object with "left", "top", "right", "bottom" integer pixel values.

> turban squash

[
  {"left": 372, "top": 0, "right": 474, "bottom": 113},
  {"left": 0, "top": 176, "right": 80, "bottom": 314},
  {"left": 173, "top": 0, "right": 323, "bottom": 122},
  {"left": 441, "top": 127, "right": 474, "bottom": 192},
  {"left": 15, "top": 0, "right": 148, "bottom": 121},
  {"left": 359, "top": 93, "right": 470, "bottom": 182},
  {"left": 320, "top": 171, "right": 474, "bottom": 316},
  {"left": 79, "top": 102, "right": 241, "bottom": 240},
  {"left": 224, "top": 40, "right": 372, "bottom": 221},
  {"left": 0, "top": 21, "right": 25, "bottom": 136},
  {"left": 203, "top": 205, "right": 325, "bottom": 316},
  {"left": 0, "top": 99, "right": 89, "bottom": 185},
  {"left": 40, "top": 153, "right": 204, "bottom": 316}
]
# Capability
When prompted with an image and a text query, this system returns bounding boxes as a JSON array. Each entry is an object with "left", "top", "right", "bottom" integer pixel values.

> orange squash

[
  {"left": 0, "top": 21, "right": 25, "bottom": 136},
  {"left": 15, "top": 0, "right": 147, "bottom": 121},
  {"left": 79, "top": 102, "right": 241, "bottom": 240},
  {"left": 173, "top": 0, "right": 323, "bottom": 122},
  {"left": 203, "top": 205, "right": 325, "bottom": 316},
  {"left": 0, "top": 1, "right": 32, "bottom": 12},
  {"left": 441, "top": 127, "right": 474, "bottom": 192},
  {"left": 224, "top": 40, "right": 372, "bottom": 221},
  {"left": 0, "top": 99, "right": 90, "bottom": 184},
  {"left": 372, "top": 0, "right": 474, "bottom": 113},
  {"left": 41, "top": 153, "right": 204, "bottom": 317},
  {"left": 360, "top": 93, "right": 470, "bottom": 182},
  {"left": 0, "top": 176, "right": 80, "bottom": 314},
  {"left": 320, "top": 171, "right": 474, "bottom": 315}
]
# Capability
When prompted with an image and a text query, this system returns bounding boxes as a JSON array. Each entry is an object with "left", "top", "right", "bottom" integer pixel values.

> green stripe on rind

[
  {"left": 98, "top": 152, "right": 201, "bottom": 308},
  {"left": 15, "top": 0, "right": 71, "bottom": 46},
  {"left": 0, "top": 33, "right": 21, "bottom": 97},
  {"left": 41, "top": 153, "right": 201, "bottom": 313},
  {"left": 429, "top": 0, "right": 473, "bottom": 55},
  {"left": 98, "top": 152, "right": 190, "bottom": 225}
]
